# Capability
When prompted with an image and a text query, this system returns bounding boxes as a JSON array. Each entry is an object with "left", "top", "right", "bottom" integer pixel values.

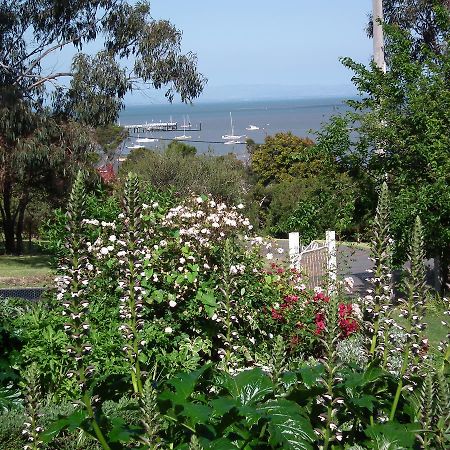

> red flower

[
  {"left": 313, "top": 292, "right": 330, "bottom": 303},
  {"left": 338, "top": 303, "right": 359, "bottom": 337},
  {"left": 271, "top": 307, "right": 283, "bottom": 321},
  {"left": 315, "top": 312, "right": 326, "bottom": 335}
]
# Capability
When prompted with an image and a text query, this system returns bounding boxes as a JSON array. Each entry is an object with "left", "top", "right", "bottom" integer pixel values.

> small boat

[
  {"left": 222, "top": 112, "right": 245, "bottom": 140},
  {"left": 126, "top": 144, "right": 145, "bottom": 149},
  {"left": 173, "top": 134, "right": 191, "bottom": 140},
  {"left": 174, "top": 118, "right": 192, "bottom": 140},
  {"left": 246, "top": 125, "right": 259, "bottom": 131},
  {"left": 224, "top": 140, "right": 245, "bottom": 145},
  {"left": 180, "top": 115, "right": 192, "bottom": 129},
  {"left": 136, "top": 137, "right": 159, "bottom": 143}
]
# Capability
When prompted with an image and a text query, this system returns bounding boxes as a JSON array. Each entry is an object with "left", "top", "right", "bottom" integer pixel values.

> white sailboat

[
  {"left": 136, "top": 137, "right": 159, "bottom": 143},
  {"left": 246, "top": 124, "right": 259, "bottom": 131},
  {"left": 174, "top": 117, "right": 191, "bottom": 140},
  {"left": 222, "top": 112, "right": 245, "bottom": 140},
  {"left": 180, "top": 115, "right": 192, "bottom": 129}
]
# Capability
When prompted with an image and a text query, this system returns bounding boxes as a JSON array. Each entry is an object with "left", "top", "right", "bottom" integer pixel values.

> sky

[
  {"left": 143, "top": 0, "right": 373, "bottom": 102},
  {"left": 43, "top": 1, "right": 375, "bottom": 104}
]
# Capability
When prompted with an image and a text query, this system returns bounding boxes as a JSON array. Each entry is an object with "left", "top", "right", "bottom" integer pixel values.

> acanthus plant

[
  {"left": 364, "top": 182, "right": 395, "bottom": 363},
  {"left": 116, "top": 173, "right": 148, "bottom": 396},
  {"left": 54, "top": 171, "right": 111, "bottom": 449}
]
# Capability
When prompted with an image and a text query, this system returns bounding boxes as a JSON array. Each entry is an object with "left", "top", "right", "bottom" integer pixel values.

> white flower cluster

[{"left": 163, "top": 196, "right": 253, "bottom": 248}]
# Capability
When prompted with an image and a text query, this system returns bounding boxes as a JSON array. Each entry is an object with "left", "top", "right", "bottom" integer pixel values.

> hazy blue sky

[
  {"left": 44, "top": 1, "right": 374, "bottom": 103},
  {"left": 145, "top": 0, "right": 373, "bottom": 101}
]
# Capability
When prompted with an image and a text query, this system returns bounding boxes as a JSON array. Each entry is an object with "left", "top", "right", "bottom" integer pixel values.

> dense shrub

[{"left": 119, "top": 146, "right": 251, "bottom": 205}]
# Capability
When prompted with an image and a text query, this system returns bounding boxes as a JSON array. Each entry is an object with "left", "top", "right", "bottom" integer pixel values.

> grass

[{"left": 0, "top": 254, "right": 53, "bottom": 287}]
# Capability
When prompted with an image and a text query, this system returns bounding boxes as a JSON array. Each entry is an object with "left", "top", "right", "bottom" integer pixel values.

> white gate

[{"left": 289, "top": 231, "right": 337, "bottom": 293}]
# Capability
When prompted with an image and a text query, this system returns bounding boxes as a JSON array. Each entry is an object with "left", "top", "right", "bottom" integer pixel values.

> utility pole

[{"left": 372, "top": 0, "right": 386, "bottom": 72}]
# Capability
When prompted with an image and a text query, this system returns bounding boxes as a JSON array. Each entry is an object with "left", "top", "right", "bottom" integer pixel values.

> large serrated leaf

[
  {"left": 298, "top": 364, "right": 324, "bottom": 388},
  {"left": 259, "top": 399, "right": 315, "bottom": 450},
  {"left": 40, "top": 410, "right": 88, "bottom": 443},
  {"left": 364, "top": 422, "right": 420, "bottom": 449},
  {"left": 159, "top": 364, "right": 210, "bottom": 404},
  {"left": 221, "top": 368, "right": 273, "bottom": 406},
  {"left": 181, "top": 402, "right": 213, "bottom": 424}
]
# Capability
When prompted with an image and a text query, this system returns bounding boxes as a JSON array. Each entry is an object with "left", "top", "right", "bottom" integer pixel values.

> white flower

[
  {"left": 277, "top": 247, "right": 284, "bottom": 254},
  {"left": 164, "top": 326, "right": 173, "bottom": 334},
  {"left": 179, "top": 257, "right": 186, "bottom": 264},
  {"left": 196, "top": 196, "right": 203, "bottom": 204},
  {"left": 100, "top": 247, "right": 109, "bottom": 255},
  {"left": 237, "top": 203, "right": 244, "bottom": 209},
  {"left": 266, "top": 253, "right": 273, "bottom": 260},
  {"left": 152, "top": 202, "right": 159, "bottom": 208},
  {"left": 109, "top": 235, "right": 117, "bottom": 242},
  {"left": 169, "top": 300, "right": 177, "bottom": 308}
]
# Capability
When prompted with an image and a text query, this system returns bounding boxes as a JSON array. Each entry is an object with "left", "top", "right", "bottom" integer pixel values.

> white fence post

[
  {"left": 289, "top": 232, "right": 300, "bottom": 270},
  {"left": 326, "top": 230, "right": 337, "bottom": 294}
]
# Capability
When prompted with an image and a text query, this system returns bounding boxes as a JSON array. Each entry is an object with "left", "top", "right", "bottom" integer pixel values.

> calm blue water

[{"left": 119, "top": 97, "right": 350, "bottom": 156}]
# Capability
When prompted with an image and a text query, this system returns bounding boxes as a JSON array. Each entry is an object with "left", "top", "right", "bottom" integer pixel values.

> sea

[{"left": 118, "top": 97, "right": 351, "bottom": 157}]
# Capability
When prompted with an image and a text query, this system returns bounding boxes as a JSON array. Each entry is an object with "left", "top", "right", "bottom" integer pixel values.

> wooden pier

[{"left": 124, "top": 121, "right": 201, "bottom": 133}]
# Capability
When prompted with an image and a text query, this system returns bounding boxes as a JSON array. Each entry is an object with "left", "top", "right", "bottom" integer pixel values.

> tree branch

[{"left": 28, "top": 72, "right": 73, "bottom": 90}]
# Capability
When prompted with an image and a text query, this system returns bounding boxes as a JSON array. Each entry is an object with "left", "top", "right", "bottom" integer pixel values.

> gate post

[
  {"left": 326, "top": 230, "right": 337, "bottom": 294},
  {"left": 289, "top": 232, "right": 300, "bottom": 270}
]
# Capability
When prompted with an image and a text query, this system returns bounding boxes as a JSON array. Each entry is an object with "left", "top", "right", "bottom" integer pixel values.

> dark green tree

[
  {"left": 319, "top": 5, "right": 450, "bottom": 288},
  {"left": 0, "top": 0, "right": 206, "bottom": 253}
]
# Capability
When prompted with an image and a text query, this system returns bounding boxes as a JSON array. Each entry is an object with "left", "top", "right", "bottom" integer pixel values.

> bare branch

[{"left": 28, "top": 72, "right": 73, "bottom": 90}]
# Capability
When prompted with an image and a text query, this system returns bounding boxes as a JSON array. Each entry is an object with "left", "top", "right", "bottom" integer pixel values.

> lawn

[{"left": 0, "top": 254, "right": 53, "bottom": 287}]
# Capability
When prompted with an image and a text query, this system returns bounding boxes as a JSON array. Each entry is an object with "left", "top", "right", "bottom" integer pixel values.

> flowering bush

[
  {"left": 267, "top": 264, "right": 361, "bottom": 355},
  {"left": 3, "top": 176, "right": 448, "bottom": 450}
]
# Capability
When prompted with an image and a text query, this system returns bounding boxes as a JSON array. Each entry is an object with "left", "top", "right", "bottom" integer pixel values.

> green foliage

[
  {"left": 3, "top": 175, "right": 450, "bottom": 449},
  {"left": 166, "top": 140, "right": 197, "bottom": 157},
  {"left": 1, "top": 0, "right": 206, "bottom": 254},
  {"left": 120, "top": 148, "right": 250, "bottom": 205},
  {"left": 249, "top": 132, "right": 317, "bottom": 186},
  {"left": 264, "top": 174, "right": 356, "bottom": 239},
  {"left": 322, "top": 9, "right": 450, "bottom": 277},
  {"left": 93, "top": 125, "right": 128, "bottom": 159}
]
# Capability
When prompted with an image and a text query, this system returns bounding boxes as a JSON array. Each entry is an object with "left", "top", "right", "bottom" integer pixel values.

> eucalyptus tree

[
  {"left": 367, "top": 0, "right": 450, "bottom": 59},
  {"left": 0, "top": 0, "right": 206, "bottom": 253}
]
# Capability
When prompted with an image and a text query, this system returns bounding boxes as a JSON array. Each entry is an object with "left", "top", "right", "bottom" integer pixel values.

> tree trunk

[
  {"left": 15, "top": 198, "right": 27, "bottom": 255},
  {"left": 1, "top": 177, "right": 16, "bottom": 254}
]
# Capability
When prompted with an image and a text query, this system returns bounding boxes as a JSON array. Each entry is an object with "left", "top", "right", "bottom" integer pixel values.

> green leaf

[
  {"left": 350, "top": 394, "right": 377, "bottom": 412},
  {"left": 108, "top": 417, "right": 143, "bottom": 442},
  {"left": 260, "top": 400, "right": 315, "bottom": 450},
  {"left": 160, "top": 365, "right": 210, "bottom": 404},
  {"left": 196, "top": 289, "right": 217, "bottom": 317},
  {"left": 41, "top": 410, "right": 88, "bottom": 443},
  {"left": 181, "top": 403, "right": 213, "bottom": 424},
  {"left": 298, "top": 364, "right": 324, "bottom": 388},
  {"left": 210, "top": 397, "right": 239, "bottom": 415},
  {"left": 221, "top": 368, "right": 273, "bottom": 406},
  {"left": 364, "top": 422, "right": 420, "bottom": 449}
]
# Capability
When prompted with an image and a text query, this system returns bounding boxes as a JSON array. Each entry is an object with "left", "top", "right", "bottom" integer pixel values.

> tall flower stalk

[
  {"left": 117, "top": 173, "right": 146, "bottom": 395},
  {"left": 367, "top": 182, "right": 393, "bottom": 359},
  {"left": 319, "top": 295, "right": 342, "bottom": 449},
  {"left": 22, "top": 364, "right": 43, "bottom": 450},
  {"left": 57, "top": 171, "right": 110, "bottom": 449},
  {"left": 390, "top": 216, "right": 428, "bottom": 421}
]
